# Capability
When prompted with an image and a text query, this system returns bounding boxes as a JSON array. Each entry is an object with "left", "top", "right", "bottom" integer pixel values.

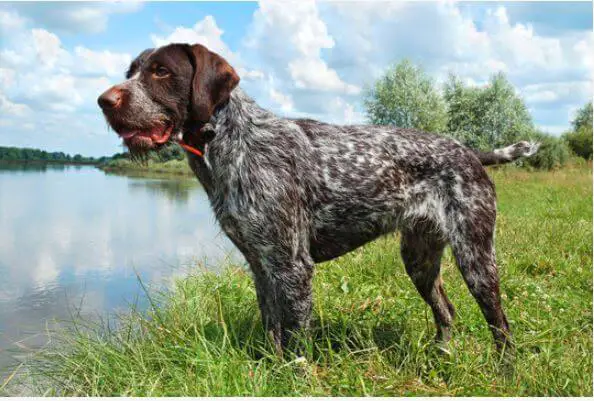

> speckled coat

[
  {"left": 187, "top": 87, "right": 530, "bottom": 353},
  {"left": 99, "top": 43, "right": 538, "bottom": 355}
]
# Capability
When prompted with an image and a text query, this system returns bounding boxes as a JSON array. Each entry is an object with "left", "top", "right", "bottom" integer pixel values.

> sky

[{"left": 0, "top": 1, "right": 592, "bottom": 157}]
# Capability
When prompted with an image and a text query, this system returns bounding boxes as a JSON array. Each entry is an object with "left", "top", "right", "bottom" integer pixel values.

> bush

[
  {"left": 564, "top": 126, "right": 592, "bottom": 160},
  {"left": 524, "top": 132, "right": 571, "bottom": 170}
]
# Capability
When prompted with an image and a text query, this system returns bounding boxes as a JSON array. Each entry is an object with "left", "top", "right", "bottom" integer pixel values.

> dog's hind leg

[
  {"left": 449, "top": 219, "right": 512, "bottom": 354},
  {"left": 401, "top": 227, "right": 455, "bottom": 344}
]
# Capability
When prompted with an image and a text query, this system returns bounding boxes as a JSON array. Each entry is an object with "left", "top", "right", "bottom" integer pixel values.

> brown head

[{"left": 97, "top": 43, "right": 240, "bottom": 152}]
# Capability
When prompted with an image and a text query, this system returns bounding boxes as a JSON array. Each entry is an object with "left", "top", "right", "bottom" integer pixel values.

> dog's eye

[{"left": 153, "top": 66, "right": 170, "bottom": 78}]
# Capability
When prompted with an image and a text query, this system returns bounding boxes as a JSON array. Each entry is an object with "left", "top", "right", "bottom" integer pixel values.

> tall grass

[{"left": 9, "top": 164, "right": 592, "bottom": 396}]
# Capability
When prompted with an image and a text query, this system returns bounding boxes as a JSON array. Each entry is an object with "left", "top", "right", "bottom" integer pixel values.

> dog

[{"left": 98, "top": 43, "right": 538, "bottom": 355}]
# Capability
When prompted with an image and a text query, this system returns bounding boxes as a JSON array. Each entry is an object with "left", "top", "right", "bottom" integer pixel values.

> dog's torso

[{"left": 188, "top": 88, "right": 495, "bottom": 263}]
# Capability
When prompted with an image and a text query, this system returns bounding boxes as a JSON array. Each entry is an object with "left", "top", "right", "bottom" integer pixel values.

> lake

[{"left": 0, "top": 163, "right": 240, "bottom": 380}]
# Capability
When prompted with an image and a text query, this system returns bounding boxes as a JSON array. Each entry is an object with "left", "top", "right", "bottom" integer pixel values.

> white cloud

[
  {"left": 2, "top": 1, "right": 143, "bottom": 34},
  {"left": 0, "top": 10, "right": 131, "bottom": 155},
  {"left": 480, "top": 7, "right": 566, "bottom": 71},
  {"left": 151, "top": 15, "right": 263, "bottom": 82},
  {"left": 1, "top": 23, "right": 130, "bottom": 114},
  {"left": 0, "top": 48, "right": 32, "bottom": 69},
  {"left": 245, "top": 0, "right": 360, "bottom": 98},
  {"left": 322, "top": 2, "right": 589, "bottom": 85},
  {"left": 0, "top": 92, "right": 31, "bottom": 116},
  {"left": 32, "top": 28, "right": 68, "bottom": 68},
  {"left": 151, "top": 15, "right": 237, "bottom": 62},
  {"left": 269, "top": 87, "right": 294, "bottom": 112},
  {"left": 523, "top": 81, "right": 593, "bottom": 104},
  {"left": 237, "top": 67, "right": 265, "bottom": 81},
  {"left": 205, "top": 1, "right": 591, "bottom": 129},
  {"left": 314, "top": 1, "right": 592, "bottom": 132},
  {"left": 574, "top": 37, "right": 594, "bottom": 71},
  {"left": 289, "top": 58, "right": 360, "bottom": 94},
  {"left": 25, "top": 74, "right": 112, "bottom": 113},
  {"left": 327, "top": 96, "right": 364, "bottom": 125},
  {"left": 74, "top": 47, "right": 132, "bottom": 77},
  {"left": 1, "top": 1, "right": 591, "bottom": 157},
  {"left": 0, "top": 67, "right": 16, "bottom": 88},
  {"left": 0, "top": 9, "right": 26, "bottom": 31}
]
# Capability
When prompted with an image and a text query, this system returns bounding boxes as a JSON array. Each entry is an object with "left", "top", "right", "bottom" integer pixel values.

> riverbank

[
  {"left": 0, "top": 159, "right": 98, "bottom": 166},
  {"left": 7, "top": 164, "right": 592, "bottom": 396},
  {"left": 97, "top": 158, "right": 194, "bottom": 177}
]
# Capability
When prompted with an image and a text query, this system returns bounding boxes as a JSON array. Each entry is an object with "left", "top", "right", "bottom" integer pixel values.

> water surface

[{"left": 0, "top": 163, "right": 239, "bottom": 379}]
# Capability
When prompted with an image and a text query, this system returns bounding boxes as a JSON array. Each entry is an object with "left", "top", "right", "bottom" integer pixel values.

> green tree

[
  {"left": 444, "top": 72, "right": 534, "bottom": 150},
  {"left": 0, "top": 146, "right": 99, "bottom": 163},
  {"left": 571, "top": 101, "right": 593, "bottom": 132},
  {"left": 363, "top": 60, "right": 447, "bottom": 133},
  {"left": 157, "top": 143, "right": 186, "bottom": 161},
  {"left": 564, "top": 102, "right": 592, "bottom": 160}
]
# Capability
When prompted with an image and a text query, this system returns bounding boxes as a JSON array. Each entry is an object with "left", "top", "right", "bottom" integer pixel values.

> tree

[
  {"left": 363, "top": 60, "right": 447, "bottom": 133},
  {"left": 0, "top": 146, "right": 98, "bottom": 163},
  {"left": 156, "top": 143, "right": 186, "bottom": 162},
  {"left": 564, "top": 101, "right": 593, "bottom": 160},
  {"left": 571, "top": 101, "right": 593, "bottom": 132},
  {"left": 444, "top": 72, "right": 534, "bottom": 150}
]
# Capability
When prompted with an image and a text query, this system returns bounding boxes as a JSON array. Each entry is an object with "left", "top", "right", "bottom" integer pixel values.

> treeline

[
  {"left": 105, "top": 142, "right": 186, "bottom": 164},
  {"left": 1, "top": 141, "right": 190, "bottom": 171},
  {"left": 0, "top": 146, "right": 105, "bottom": 164},
  {"left": 364, "top": 60, "right": 592, "bottom": 170}
]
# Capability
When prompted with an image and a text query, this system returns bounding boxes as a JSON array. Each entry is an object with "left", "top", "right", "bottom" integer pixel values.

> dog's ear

[
  {"left": 126, "top": 48, "right": 154, "bottom": 79},
  {"left": 186, "top": 44, "right": 240, "bottom": 124}
]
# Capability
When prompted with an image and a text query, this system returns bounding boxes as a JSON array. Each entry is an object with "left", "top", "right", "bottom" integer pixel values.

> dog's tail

[{"left": 474, "top": 141, "right": 540, "bottom": 166}]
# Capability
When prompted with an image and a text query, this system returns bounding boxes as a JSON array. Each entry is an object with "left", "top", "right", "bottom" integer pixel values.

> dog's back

[{"left": 292, "top": 118, "right": 493, "bottom": 262}]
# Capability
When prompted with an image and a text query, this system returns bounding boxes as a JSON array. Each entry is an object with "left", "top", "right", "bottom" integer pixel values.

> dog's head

[{"left": 98, "top": 43, "right": 240, "bottom": 152}]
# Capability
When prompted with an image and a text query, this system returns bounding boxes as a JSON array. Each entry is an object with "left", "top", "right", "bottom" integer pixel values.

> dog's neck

[
  {"left": 183, "top": 87, "right": 274, "bottom": 194},
  {"left": 211, "top": 87, "right": 275, "bottom": 140},
  {"left": 183, "top": 87, "right": 266, "bottom": 152}
]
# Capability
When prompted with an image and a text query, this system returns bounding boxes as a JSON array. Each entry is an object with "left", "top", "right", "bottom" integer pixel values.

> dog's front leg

[
  {"left": 253, "top": 253, "right": 314, "bottom": 356},
  {"left": 252, "top": 268, "right": 283, "bottom": 356}
]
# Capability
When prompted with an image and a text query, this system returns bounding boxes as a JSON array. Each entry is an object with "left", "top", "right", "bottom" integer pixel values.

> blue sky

[{"left": 0, "top": 1, "right": 592, "bottom": 157}]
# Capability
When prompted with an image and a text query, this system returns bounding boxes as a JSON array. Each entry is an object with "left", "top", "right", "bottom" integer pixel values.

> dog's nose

[{"left": 98, "top": 87, "right": 122, "bottom": 110}]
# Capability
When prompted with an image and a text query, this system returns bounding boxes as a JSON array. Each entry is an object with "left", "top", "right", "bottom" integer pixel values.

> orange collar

[
  {"left": 178, "top": 125, "right": 211, "bottom": 157},
  {"left": 178, "top": 138, "right": 204, "bottom": 157},
  {"left": 179, "top": 113, "right": 221, "bottom": 158}
]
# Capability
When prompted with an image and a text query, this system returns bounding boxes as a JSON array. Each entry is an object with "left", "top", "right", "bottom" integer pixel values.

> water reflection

[
  {"left": 127, "top": 177, "right": 199, "bottom": 204},
  {"left": 0, "top": 164, "right": 240, "bottom": 380}
]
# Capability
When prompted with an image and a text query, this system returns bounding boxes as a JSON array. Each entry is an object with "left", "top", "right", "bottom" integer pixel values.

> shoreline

[
  {"left": 0, "top": 159, "right": 98, "bottom": 166},
  {"left": 96, "top": 159, "right": 195, "bottom": 177},
  {"left": 3, "top": 165, "right": 591, "bottom": 396}
]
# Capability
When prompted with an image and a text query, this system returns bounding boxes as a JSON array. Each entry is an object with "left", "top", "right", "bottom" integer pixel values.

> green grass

[
  {"left": 12, "top": 164, "right": 593, "bottom": 396},
  {"left": 98, "top": 158, "right": 194, "bottom": 177}
]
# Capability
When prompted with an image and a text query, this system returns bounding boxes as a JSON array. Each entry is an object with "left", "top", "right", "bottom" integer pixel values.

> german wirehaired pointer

[{"left": 98, "top": 43, "right": 538, "bottom": 355}]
